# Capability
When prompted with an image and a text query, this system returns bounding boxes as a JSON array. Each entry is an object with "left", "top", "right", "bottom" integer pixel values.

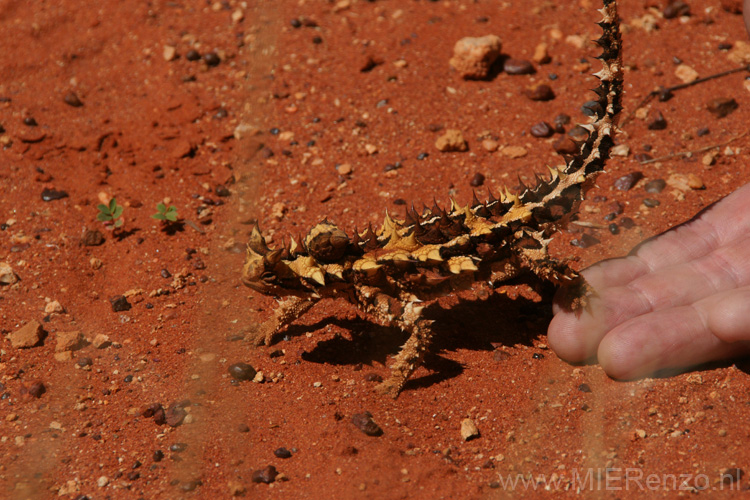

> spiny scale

[{"left": 242, "top": 0, "right": 623, "bottom": 397}]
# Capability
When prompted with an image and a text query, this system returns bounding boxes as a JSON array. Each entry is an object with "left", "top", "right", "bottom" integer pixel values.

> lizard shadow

[{"left": 295, "top": 278, "right": 555, "bottom": 390}]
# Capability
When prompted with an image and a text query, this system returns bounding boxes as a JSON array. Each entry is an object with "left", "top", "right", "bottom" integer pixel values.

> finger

[
  {"left": 548, "top": 285, "right": 651, "bottom": 362},
  {"left": 633, "top": 183, "right": 750, "bottom": 271},
  {"left": 551, "top": 255, "right": 650, "bottom": 315},
  {"left": 550, "top": 232, "right": 750, "bottom": 359},
  {"left": 705, "top": 286, "right": 750, "bottom": 343},
  {"left": 597, "top": 291, "right": 750, "bottom": 380}
]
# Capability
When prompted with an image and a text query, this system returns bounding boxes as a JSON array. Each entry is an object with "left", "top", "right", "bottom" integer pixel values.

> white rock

[
  {"left": 460, "top": 418, "right": 480, "bottom": 441},
  {"left": 0, "top": 262, "right": 17, "bottom": 285}
]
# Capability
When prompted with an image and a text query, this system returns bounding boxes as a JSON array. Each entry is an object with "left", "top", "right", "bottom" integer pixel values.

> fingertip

[{"left": 547, "top": 310, "right": 601, "bottom": 362}]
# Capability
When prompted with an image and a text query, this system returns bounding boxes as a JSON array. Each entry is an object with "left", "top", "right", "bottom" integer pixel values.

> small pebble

[
  {"left": 170, "top": 442, "right": 188, "bottom": 453},
  {"left": 530, "top": 122, "right": 553, "bottom": 138},
  {"left": 570, "top": 234, "right": 600, "bottom": 248},
  {"left": 228, "top": 362, "right": 257, "bottom": 381},
  {"left": 524, "top": 83, "right": 554, "bottom": 101},
  {"left": 578, "top": 383, "right": 592, "bottom": 393},
  {"left": 290, "top": 18, "right": 302, "bottom": 28},
  {"left": 644, "top": 179, "right": 666, "bottom": 193},
  {"left": 503, "top": 58, "right": 535, "bottom": 75},
  {"left": 64, "top": 93, "right": 83, "bottom": 107},
  {"left": 707, "top": 97, "right": 738, "bottom": 118},
  {"left": 647, "top": 111, "right": 667, "bottom": 130},
  {"left": 203, "top": 52, "right": 220, "bottom": 67},
  {"left": 460, "top": 418, "right": 480, "bottom": 441},
  {"left": 532, "top": 352, "right": 545, "bottom": 360},
  {"left": 41, "top": 189, "right": 69, "bottom": 202},
  {"left": 663, "top": 0, "right": 690, "bottom": 19},
  {"left": 251, "top": 466, "right": 278, "bottom": 484},
  {"left": 153, "top": 450, "right": 164, "bottom": 462},
  {"left": 608, "top": 223, "right": 619, "bottom": 235},
  {"left": 24, "top": 117, "right": 38, "bottom": 126},
  {"left": 696, "top": 127, "right": 710, "bottom": 137},
  {"left": 553, "top": 113, "right": 570, "bottom": 133},
  {"left": 351, "top": 412, "right": 383, "bottom": 436},
  {"left": 449, "top": 34, "right": 502, "bottom": 79},
  {"left": 312, "top": 35, "right": 323, "bottom": 44},
  {"left": 238, "top": 423, "right": 250, "bottom": 433},
  {"left": 274, "top": 447, "right": 293, "bottom": 459},
  {"left": 470, "top": 172, "right": 485, "bottom": 187},
  {"left": 620, "top": 217, "right": 635, "bottom": 229},
  {"left": 29, "top": 382, "right": 46, "bottom": 398},
  {"left": 643, "top": 198, "right": 660, "bottom": 208},
  {"left": 110, "top": 295, "right": 131, "bottom": 312},
  {"left": 76, "top": 357, "right": 93, "bottom": 368},
  {"left": 613, "top": 172, "right": 643, "bottom": 191},
  {"left": 185, "top": 49, "right": 201, "bottom": 61}
]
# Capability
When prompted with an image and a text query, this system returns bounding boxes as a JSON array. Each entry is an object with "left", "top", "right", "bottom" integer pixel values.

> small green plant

[
  {"left": 97, "top": 198, "right": 124, "bottom": 230},
  {"left": 152, "top": 203, "right": 179, "bottom": 222}
]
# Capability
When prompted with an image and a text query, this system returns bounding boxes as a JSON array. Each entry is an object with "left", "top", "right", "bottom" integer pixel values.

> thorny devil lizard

[{"left": 242, "top": 0, "right": 623, "bottom": 397}]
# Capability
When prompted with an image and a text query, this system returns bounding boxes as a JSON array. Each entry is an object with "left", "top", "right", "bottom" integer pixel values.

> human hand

[{"left": 548, "top": 183, "right": 750, "bottom": 378}]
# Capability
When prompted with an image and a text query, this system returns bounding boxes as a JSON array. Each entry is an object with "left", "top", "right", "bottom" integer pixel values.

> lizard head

[{"left": 241, "top": 225, "right": 299, "bottom": 296}]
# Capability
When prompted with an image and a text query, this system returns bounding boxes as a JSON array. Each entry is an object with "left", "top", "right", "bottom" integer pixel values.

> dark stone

[
  {"left": 532, "top": 352, "right": 544, "bottom": 360},
  {"left": 351, "top": 412, "right": 383, "bottom": 436},
  {"left": 578, "top": 383, "right": 592, "bottom": 393},
  {"left": 215, "top": 185, "right": 230, "bottom": 197},
  {"left": 524, "top": 84, "right": 554, "bottom": 101},
  {"left": 707, "top": 97, "right": 738, "bottom": 118},
  {"left": 160, "top": 269, "right": 171, "bottom": 278},
  {"left": 237, "top": 423, "right": 250, "bottom": 433},
  {"left": 553, "top": 113, "right": 570, "bottom": 133},
  {"left": 620, "top": 217, "right": 635, "bottom": 229},
  {"left": 530, "top": 122, "right": 553, "bottom": 138},
  {"left": 76, "top": 357, "right": 93, "bottom": 368},
  {"left": 64, "top": 93, "right": 83, "bottom": 107},
  {"left": 364, "top": 373, "right": 383, "bottom": 383},
  {"left": 470, "top": 172, "right": 485, "bottom": 187},
  {"left": 80, "top": 229, "right": 104, "bottom": 246},
  {"left": 613, "top": 172, "right": 643, "bottom": 191},
  {"left": 696, "top": 127, "right": 710, "bottom": 137},
  {"left": 203, "top": 52, "right": 221, "bottom": 67},
  {"left": 110, "top": 295, "right": 131, "bottom": 312},
  {"left": 274, "top": 447, "right": 293, "bottom": 459},
  {"left": 643, "top": 198, "right": 660, "bottom": 208},
  {"left": 29, "top": 382, "right": 46, "bottom": 398},
  {"left": 571, "top": 234, "right": 600, "bottom": 248},
  {"left": 41, "top": 189, "right": 69, "bottom": 202},
  {"left": 185, "top": 50, "right": 201, "bottom": 61},
  {"left": 251, "top": 465, "right": 279, "bottom": 484},
  {"left": 663, "top": 1, "right": 690, "bottom": 19},
  {"left": 503, "top": 58, "right": 535, "bottom": 75},
  {"left": 647, "top": 111, "right": 667, "bottom": 130},
  {"left": 644, "top": 179, "right": 666, "bottom": 193},
  {"left": 228, "top": 362, "right": 257, "bottom": 381},
  {"left": 153, "top": 450, "right": 164, "bottom": 462},
  {"left": 608, "top": 223, "right": 619, "bottom": 235},
  {"left": 165, "top": 402, "right": 187, "bottom": 427},
  {"left": 493, "top": 350, "right": 510, "bottom": 362}
]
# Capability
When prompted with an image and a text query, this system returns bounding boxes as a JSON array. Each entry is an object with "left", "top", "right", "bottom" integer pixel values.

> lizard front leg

[
  {"left": 247, "top": 296, "right": 318, "bottom": 346},
  {"left": 354, "top": 286, "right": 434, "bottom": 397}
]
